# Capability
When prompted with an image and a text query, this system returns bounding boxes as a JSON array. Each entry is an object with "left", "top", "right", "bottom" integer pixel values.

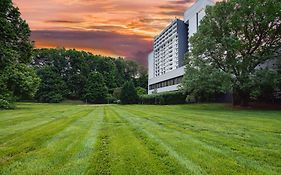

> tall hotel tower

[{"left": 148, "top": 0, "right": 214, "bottom": 94}]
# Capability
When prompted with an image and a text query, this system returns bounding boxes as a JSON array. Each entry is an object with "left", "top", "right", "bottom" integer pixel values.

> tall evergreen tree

[{"left": 120, "top": 81, "right": 139, "bottom": 104}]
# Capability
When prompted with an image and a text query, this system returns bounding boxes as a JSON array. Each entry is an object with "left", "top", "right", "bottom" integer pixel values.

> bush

[
  {"left": 39, "top": 92, "right": 64, "bottom": 103},
  {"left": 139, "top": 91, "right": 186, "bottom": 105},
  {"left": 0, "top": 99, "right": 15, "bottom": 109},
  {"left": 113, "top": 87, "right": 122, "bottom": 100},
  {"left": 105, "top": 94, "right": 118, "bottom": 104},
  {"left": 136, "top": 87, "right": 147, "bottom": 96},
  {"left": 186, "top": 95, "right": 196, "bottom": 103}
]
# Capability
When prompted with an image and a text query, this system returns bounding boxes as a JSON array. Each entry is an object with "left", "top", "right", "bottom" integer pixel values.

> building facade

[
  {"left": 148, "top": 0, "right": 214, "bottom": 94},
  {"left": 153, "top": 19, "right": 188, "bottom": 77}
]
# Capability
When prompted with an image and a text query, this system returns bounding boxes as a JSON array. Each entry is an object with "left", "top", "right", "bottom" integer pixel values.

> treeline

[
  {"left": 0, "top": 0, "right": 40, "bottom": 109},
  {"left": 0, "top": 0, "right": 148, "bottom": 108},
  {"left": 32, "top": 48, "right": 148, "bottom": 103}
]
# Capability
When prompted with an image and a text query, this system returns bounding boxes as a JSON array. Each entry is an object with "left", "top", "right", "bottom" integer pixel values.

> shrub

[
  {"left": 105, "top": 94, "right": 118, "bottom": 104},
  {"left": 136, "top": 87, "right": 147, "bottom": 96},
  {"left": 185, "top": 95, "right": 196, "bottom": 103},
  {"left": 0, "top": 99, "right": 15, "bottom": 109},
  {"left": 38, "top": 93, "right": 63, "bottom": 103},
  {"left": 113, "top": 87, "right": 122, "bottom": 100},
  {"left": 139, "top": 91, "right": 186, "bottom": 105}
]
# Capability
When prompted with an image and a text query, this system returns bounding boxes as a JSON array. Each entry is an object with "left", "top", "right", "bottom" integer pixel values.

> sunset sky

[{"left": 14, "top": 0, "right": 202, "bottom": 65}]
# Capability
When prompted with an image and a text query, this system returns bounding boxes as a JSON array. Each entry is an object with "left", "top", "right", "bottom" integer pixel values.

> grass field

[{"left": 0, "top": 103, "right": 280, "bottom": 175}]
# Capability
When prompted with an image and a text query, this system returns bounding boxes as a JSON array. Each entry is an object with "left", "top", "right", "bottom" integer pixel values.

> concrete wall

[
  {"left": 256, "top": 58, "right": 280, "bottom": 70},
  {"left": 184, "top": 0, "right": 214, "bottom": 48},
  {"left": 148, "top": 52, "right": 154, "bottom": 79},
  {"left": 148, "top": 66, "right": 185, "bottom": 94},
  {"left": 153, "top": 19, "right": 186, "bottom": 77},
  {"left": 149, "top": 84, "right": 181, "bottom": 94}
]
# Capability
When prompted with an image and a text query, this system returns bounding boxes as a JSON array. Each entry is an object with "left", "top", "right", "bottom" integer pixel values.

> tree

[
  {"left": 83, "top": 72, "right": 107, "bottom": 104},
  {"left": 136, "top": 87, "right": 147, "bottom": 96},
  {"left": 36, "top": 67, "right": 67, "bottom": 103},
  {"left": 250, "top": 69, "right": 281, "bottom": 103},
  {"left": 113, "top": 87, "right": 122, "bottom": 100},
  {"left": 0, "top": 0, "right": 40, "bottom": 108},
  {"left": 120, "top": 81, "right": 139, "bottom": 104},
  {"left": 183, "top": 58, "right": 231, "bottom": 102},
  {"left": 187, "top": 0, "right": 281, "bottom": 106},
  {"left": 32, "top": 49, "right": 148, "bottom": 103}
]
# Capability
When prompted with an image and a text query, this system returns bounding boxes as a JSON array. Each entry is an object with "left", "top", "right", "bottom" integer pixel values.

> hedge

[{"left": 139, "top": 91, "right": 186, "bottom": 105}]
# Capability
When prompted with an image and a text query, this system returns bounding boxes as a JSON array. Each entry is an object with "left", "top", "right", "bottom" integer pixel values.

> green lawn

[{"left": 0, "top": 103, "right": 280, "bottom": 175}]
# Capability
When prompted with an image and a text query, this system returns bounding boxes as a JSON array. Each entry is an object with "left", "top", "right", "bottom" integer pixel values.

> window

[
  {"left": 149, "top": 76, "right": 183, "bottom": 90},
  {"left": 196, "top": 12, "right": 199, "bottom": 31}
]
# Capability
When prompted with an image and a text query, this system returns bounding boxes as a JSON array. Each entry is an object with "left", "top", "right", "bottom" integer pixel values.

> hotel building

[{"left": 148, "top": 0, "right": 214, "bottom": 94}]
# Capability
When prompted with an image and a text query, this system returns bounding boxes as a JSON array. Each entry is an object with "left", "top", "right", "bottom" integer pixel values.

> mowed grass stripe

[
  {"left": 124, "top": 104, "right": 281, "bottom": 129},
  {"left": 0, "top": 103, "right": 67, "bottom": 122},
  {"left": 1, "top": 106, "right": 103, "bottom": 175},
  {"left": 0, "top": 103, "right": 280, "bottom": 175},
  {"left": 0, "top": 106, "right": 86, "bottom": 143},
  {"left": 114, "top": 106, "right": 280, "bottom": 174},
  {"left": 122, "top": 105, "right": 281, "bottom": 131},
  {"left": 87, "top": 106, "right": 190, "bottom": 175},
  {"left": 52, "top": 106, "right": 104, "bottom": 175},
  {"left": 122, "top": 106, "right": 281, "bottom": 170},
  {"left": 110, "top": 106, "right": 204, "bottom": 175},
  {"left": 0, "top": 106, "right": 83, "bottom": 140},
  {"left": 120, "top": 105, "right": 281, "bottom": 157},
  {"left": 0, "top": 107, "right": 92, "bottom": 167},
  {"left": 124, "top": 105, "right": 281, "bottom": 161}
]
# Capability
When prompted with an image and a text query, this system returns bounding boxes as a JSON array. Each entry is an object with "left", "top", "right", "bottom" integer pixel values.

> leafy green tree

[
  {"left": 0, "top": 0, "right": 40, "bottom": 108},
  {"left": 114, "top": 58, "right": 127, "bottom": 87},
  {"left": 136, "top": 87, "right": 147, "bottom": 96},
  {"left": 83, "top": 72, "right": 108, "bottom": 104},
  {"left": 97, "top": 58, "right": 117, "bottom": 89},
  {"left": 250, "top": 69, "right": 281, "bottom": 103},
  {"left": 4, "top": 64, "right": 40, "bottom": 99},
  {"left": 134, "top": 71, "right": 148, "bottom": 90},
  {"left": 113, "top": 87, "right": 122, "bottom": 100},
  {"left": 187, "top": 0, "right": 281, "bottom": 106},
  {"left": 36, "top": 67, "right": 67, "bottom": 103},
  {"left": 183, "top": 59, "right": 231, "bottom": 102},
  {"left": 120, "top": 81, "right": 139, "bottom": 104},
  {"left": 0, "top": 0, "right": 33, "bottom": 65},
  {"left": 32, "top": 49, "right": 148, "bottom": 103}
]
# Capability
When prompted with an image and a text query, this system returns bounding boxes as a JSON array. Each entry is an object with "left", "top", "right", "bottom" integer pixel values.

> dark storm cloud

[
  {"left": 168, "top": 0, "right": 193, "bottom": 5},
  {"left": 45, "top": 20, "right": 82, "bottom": 24},
  {"left": 31, "top": 30, "right": 153, "bottom": 65}
]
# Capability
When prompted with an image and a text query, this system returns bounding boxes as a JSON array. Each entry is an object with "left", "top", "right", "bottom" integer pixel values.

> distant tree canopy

[
  {"left": 83, "top": 72, "right": 108, "bottom": 104},
  {"left": 120, "top": 81, "right": 139, "bottom": 104},
  {"left": 32, "top": 48, "right": 148, "bottom": 103},
  {"left": 0, "top": 0, "right": 40, "bottom": 109},
  {"left": 36, "top": 66, "right": 67, "bottom": 103},
  {"left": 183, "top": 0, "right": 281, "bottom": 106}
]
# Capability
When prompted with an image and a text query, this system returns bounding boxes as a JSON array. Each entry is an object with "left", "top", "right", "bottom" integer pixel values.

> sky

[{"left": 14, "top": 0, "right": 200, "bottom": 65}]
